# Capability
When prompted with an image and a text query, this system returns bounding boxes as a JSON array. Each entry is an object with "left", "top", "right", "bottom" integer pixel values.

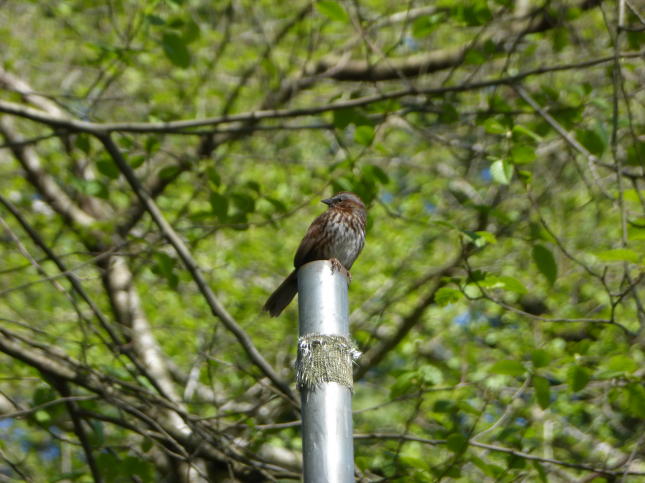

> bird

[{"left": 263, "top": 191, "right": 367, "bottom": 317}]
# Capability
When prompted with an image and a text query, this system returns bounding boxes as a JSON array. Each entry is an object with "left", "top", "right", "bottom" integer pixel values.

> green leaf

[
  {"left": 446, "top": 433, "right": 468, "bottom": 454},
  {"left": 474, "top": 230, "right": 497, "bottom": 246},
  {"left": 490, "top": 159, "right": 513, "bottom": 185},
  {"left": 161, "top": 32, "right": 191, "bottom": 68},
  {"left": 624, "top": 189, "right": 645, "bottom": 204},
  {"left": 576, "top": 128, "right": 606, "bottom": 156},
  {"left": 332, "top": 108, "right": 364, "bottom": 129},
  {"left": 266, "top": 196, "right": 287, "bottom": 213},
  {"left": 355, "top": 125, "right": 374, "bottom": 146},
  {"left": 433, "top": 399, "right": 454, "bottom": 413},
  {"left": 315, "top": 0, "right": 349, "bottom": 22},
  {"left": 159, "top": 165, "right": 181, "bottom": 180},
  {"left": 478, "top": 273, "right": 527, "bottom": 293},
  {"left": 471, "top": 455, "right": 504, "bottom": 478},
  {"left": 438, "top": 103, "right": 459, "bottom": 123},
  {"left": 626, "top": 383, "right": 645, "bottom": 418},
  {"left": 532, "top": 461, "right": 548, "bottom": 483},
  {"left": 144, "top": 135, "right": 160, "bottom": 154},
  {"left": 206, "top": 167, "right": 221, "bottom": 187},
  {"left": 129, "top": 155, "right": 146, "bottom": 169},
  {"left": 482, "top": 118, "right": 508, "bottom": 135},
  {"left": 625, "top": 140, "right": 645, "bottom": 166},
  {"left": 532, "top": 244, "right": 557, "bottom": 285},
  {"left": 517, "top": 169, "right": 533, "bottom": 183},
  {"left": 512, "top": 125, "right": 542, "bottom": 143},
  {"left": 151, "top": 252, "right": 178, "bottom": 289},
  {"left": 231, "top": 193, "right": 255, "bottom": 213},
  {"left": 75, "top": 134, "right": 91, "bottom": 153},
  {"left": 145, "top": 14, "right": 165, "bottom": 26},
  {"left": 496, "top": 276, "right": 527, "bottom": 294},
  {"left": 182, "top": 17, "right": 201, "bottom": 44},
  {"left": 141, "top": 438, "right": 153, "bottom": 453},
  {"left": 531, "top": 349, "right": 550, "bottom": 368},
  {"left": 602, "top": 354, "right": 638, "bottom": 375},
  {"left": 533, "top": 376, "right": 551, "bottom": 409},
  {"left": 418, "top": 365, "right": 444, "bottom": 386},
  {"left": 96, "top": 157, "right": 120, "bottom": 179},
  {"left": 458, "top": 3, "right": 492, "bottom": 26},
  {"left": 362, "top": 164, "right": 389, "bottom": 185},
  {"left": 507, "top": 454, "right": 526, "bottom": 469},
  {"left": 434, "top": 286, "right": 462, "bottom": 306},
  {"left": 489, "top": 360, "right": 525, "bottom": 377},
  {"left": 209, "top": 192, "right": 228, "bottom": 221},
  {"left": 246, "top": 181, "right": 261, "bottom": 193},
  {"left": 510, "top": 145, "right": 536, "bottom": 164},
  {"left": 390, "top": 371, "right": 416, "bottom": 398},
  {"left": 551, "top": 27, "right": 569, "bottom": 52},
  {"left": 34, "top": 410, "right": 51, "bottom": 424},
  {"left": 464, "top": 48, "right": 486, "bottom": 65},
  {"left": 595, "top": 248, "right": 641, "bottom": 264},
  {"left": 412, "top": 14, "right": 442, "bottom": 38},
  {"left": 78, "top": 180, "right": 109, "bottom": 199},
  {"left": 568, "top": 366, "right": 590, "bottom": 392},
  {"left": 118, "top": 135, "right": 134, "bottom": 148}
]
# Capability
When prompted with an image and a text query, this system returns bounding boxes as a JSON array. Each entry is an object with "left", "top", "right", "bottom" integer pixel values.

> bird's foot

[{"left": 329, "top": 258, "right": 351, "bottom": 283}]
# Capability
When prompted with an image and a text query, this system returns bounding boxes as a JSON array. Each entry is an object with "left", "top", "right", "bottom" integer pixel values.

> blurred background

[{"left": 0, "top": 0, "right": 644, "bottom": 480}]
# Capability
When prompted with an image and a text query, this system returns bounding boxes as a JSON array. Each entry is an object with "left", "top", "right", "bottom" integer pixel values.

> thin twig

[
  {"left": 354, "top": 433, "right": 645, "bottom": 476},
  {"left": 0, "top": 52, "right": 640, "bottom": 134}
]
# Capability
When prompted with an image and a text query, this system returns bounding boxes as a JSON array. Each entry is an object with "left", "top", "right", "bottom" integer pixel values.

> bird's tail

[{"left": 263, "top": 270, "right": 298, "bottom": 317}]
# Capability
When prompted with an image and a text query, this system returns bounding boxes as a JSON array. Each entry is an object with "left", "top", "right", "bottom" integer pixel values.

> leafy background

[{"left": 0, "top": 0, "right": 644, "bottom": 481}]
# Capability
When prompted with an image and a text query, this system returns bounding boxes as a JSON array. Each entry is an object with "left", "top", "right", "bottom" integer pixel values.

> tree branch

[
  {"left": 309, "top": 0, "right": 604, "bottom": 81},
  {"left": 97, "top": 134, "right": 296, "bottom": 404},
  {"left": 0, "top": 117, "right": 95, "bottom": 226},
  {"left": 0, "top": 52, "right": 640, "bottom": 135},
  {"left": 354, "top": 432, "right": 645, "bottom": 477},
  {"left": 49, "top": 379, "right": 102, "bottom": 483}
]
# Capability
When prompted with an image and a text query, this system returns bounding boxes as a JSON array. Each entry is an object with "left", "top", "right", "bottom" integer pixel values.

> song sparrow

[{"left": 263, "top": 192, "right": 367, "bottom": 317}]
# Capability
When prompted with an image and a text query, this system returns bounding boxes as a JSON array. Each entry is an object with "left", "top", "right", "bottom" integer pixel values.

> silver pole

[{"left": 298, "top": 260, "right": 355, "bottom": 483}]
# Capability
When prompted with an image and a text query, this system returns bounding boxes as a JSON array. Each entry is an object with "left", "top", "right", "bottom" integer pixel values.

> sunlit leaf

[
  {"left": 490, "top": 360, "right": 525, "bottom": 376},
  {"left": 315, "top": 0, "right": 349, "bottom": 22},
  {"left": 435, "top": 286, "right": 463, "bottom": 306},
  {"left": 355, "top": 125, "right": 374, "bottom": 146},
  {"left": 510, "top": 145, "right": 536, "bottom": 164},
  {"left": 595, "top": 248, "right": 641, "bottom": 264},
  {"left": 490, "top": 159, "right": 513, "bottom": 185}
]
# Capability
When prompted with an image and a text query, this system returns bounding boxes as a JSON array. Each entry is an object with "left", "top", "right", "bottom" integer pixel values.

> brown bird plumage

[{"left": 263, "top": 192, "right": 367, "bottom": 317}]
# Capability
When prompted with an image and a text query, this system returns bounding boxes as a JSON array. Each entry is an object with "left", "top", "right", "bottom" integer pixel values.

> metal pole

[{"left": 298, "top": 260, "right": 355, "bottom": 483}]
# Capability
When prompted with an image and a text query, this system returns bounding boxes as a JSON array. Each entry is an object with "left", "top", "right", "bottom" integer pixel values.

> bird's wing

[{"left": 293, "top": 213, "right": 325, "bottom": 267}]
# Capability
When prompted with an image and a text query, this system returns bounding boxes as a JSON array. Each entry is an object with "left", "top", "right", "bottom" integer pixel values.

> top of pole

[{"left": 297, "top": 260, "right": 350, "bottom": 338}]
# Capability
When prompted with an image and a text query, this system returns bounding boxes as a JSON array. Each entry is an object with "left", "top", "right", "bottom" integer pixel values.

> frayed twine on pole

[{"left": 296, "top": 334, "right": 361, "bottom": 390}]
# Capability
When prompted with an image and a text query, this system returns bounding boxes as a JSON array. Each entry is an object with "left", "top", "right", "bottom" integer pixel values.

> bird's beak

[{"left": 321, "top": 197, "right": 333, "bottom": 206}]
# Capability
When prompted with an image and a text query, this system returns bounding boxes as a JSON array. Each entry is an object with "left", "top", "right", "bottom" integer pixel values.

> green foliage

[
  {"left": 315, "top": 0, "right": 349, "bottom": 23},
  {"left": 532, "top": 244, "right": 558, "bottom": 286},
  {"left": 533, "top": 375, "right": 551, "bottom": 409},
  {"left": 1, "top": 0, "right": 644, "bottom": 480},
  {"left": 161, "top": 32, "right": 191, "bottom": 68}
]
